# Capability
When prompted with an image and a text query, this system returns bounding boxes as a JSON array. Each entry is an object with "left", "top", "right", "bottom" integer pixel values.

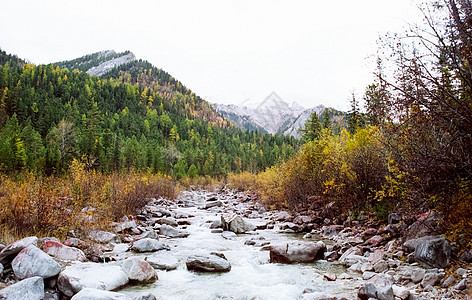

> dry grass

[
  {"left": 179, "top": 175, "right": 220, "bottom": 191},
  {"left": 227, "top": 172, "right": 257, "bottom": 192},
  {"left": 0, "top": 159, "right": 176, "bottom": 244}
]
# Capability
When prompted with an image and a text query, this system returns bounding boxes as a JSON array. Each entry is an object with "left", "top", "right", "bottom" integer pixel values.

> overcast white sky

[{"left": 0, "top": 0, "right": 420, "bottom": 111}]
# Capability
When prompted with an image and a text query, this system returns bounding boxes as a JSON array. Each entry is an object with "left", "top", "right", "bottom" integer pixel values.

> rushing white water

[{"left": 118, "top": 192, "right": 361, "bottom": 300}]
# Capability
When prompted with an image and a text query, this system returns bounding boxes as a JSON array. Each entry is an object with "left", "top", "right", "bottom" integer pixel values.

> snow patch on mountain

[
  {"left": 212, "top": 92, "right": 325, "bottom": 137},
  {"left": 283, "top": 105, "right": 326, "bottom": 138},
  {"left": 87, "top": 52, "right": 136, "bottom": 76}
]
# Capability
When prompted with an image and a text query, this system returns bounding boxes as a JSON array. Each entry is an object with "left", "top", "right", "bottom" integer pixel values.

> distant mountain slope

[{"left": 212, "top": 92, "right": 346, "bottom": 138}]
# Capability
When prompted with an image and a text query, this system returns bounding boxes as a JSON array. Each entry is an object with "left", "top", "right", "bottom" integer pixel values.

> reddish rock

[
  {"left": 364, "top": 228, "right": 378, "bottom": 236},
  {"left": 0, "top": 236, "right": 38, "bottom": 265},
  {"left": 367, "top": 235, "right": 383, "bottom": 247},
  {"left": 43, "top": 240, "right": 87, "bottom": 262},
  {"left": 121, "top": 258, "right": 157, "bottom": 283}
]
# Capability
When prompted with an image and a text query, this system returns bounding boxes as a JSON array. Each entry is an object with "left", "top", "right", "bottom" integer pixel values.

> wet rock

[
  {"left": 414, "top": 236, "right": 451, "bottom": 268},
  {"left": 406, "top": 212, "right": 443, "bottom": 240},
  {"left": 43, "top": 291, "right": 60, "bottom": 300},
  {"left": 364, "top": 228, "right": 378, "bottom": 236},
  {"left": 293, "top": 215, "right": 313, "bottom": 225},
  {"left": 441, "top": 275, "right": 456, "bottom": 288},
  {"left": 42, "top": 240, "right": 87, "bottom": 262},
  {"left": 158, "top": 217, "right": 179, "bottom": 227},
  {"left": 339, "top": 246, "right": 367, "bottom": 266},
  {"left": 57, "top": 262, "right": 129, "bottom": 297},
  {"left": 362, "top": 271, "right": 376, "bottom": 280},
  {"left": 221, "top": 214, "right": 256, "bottom": 234},
  {"left": 421, "top": 272, "right": 440, "bottom": 287},
  {"left": 324, "top": 273, "right": 337, "bottom": 281},
  {"left": 338, "top": 273, "right": 353, "bottom": 279},
  {"left": 369, "top": 249, "right": 385, "bottom": 265},
  {"left": 392, "top": 285, "right": 409, "bottom": 300},
  {"left": 12, "top": 244, "right": 61, "bottom": 279},
  {"left": 177, "top": 219, "right": 191, "bottom": 226},
  {"left": 269, "top": 241, "right": 326, "bottom": 264},
  {"left": 209, "top": 220, "right": 221, "bottom": 229},
  {"left": 454, "top": 278, "right": 468, "bottom": 290},
  {"left": 279, "top": 222, "right": 302, "bottom": 232},
  {"left": 411, "top": 268, "right": 426, "bottom": 283},
  {"left": 131, "top": 238, "right": 169, "bottom": 253},
  {"left": 0, "top": 276, "right": 44, "bottom": 300},
  {"left": 456, "top": 267, "right": 467, "bottom": 277},
  {"left": 88, "top": 230, "right": 120, "bottom": 244},
  {"left": 324, "top": 251, "right": 338, "bottom": 262},
  {"left": 121, "top": 258, "right": 158, "bottom": 283},
  {"left": 366, "top": 235, "right": 383, "bottom": 247},
  {"left": 322, "top": 225, "right": 344, "bottom": 238},
  {"left": 459, "top": 249, "right": 472, "bottom": 263},
  {"left": 221, "top": 231, "right": 237, "bottom": 240},
  {"left": 186, "top": 253, "right": 231, "bottom": 272},
  {"left": 63, "top": 238, "right": 84, "bottom": 248},
  {"left": 136, "top": 230, "right": 159, "bottom": 240},
  {"left": 373, "top": 260, "right": 389, "bottom": 273},
  {"left": 388, "top": 213, "right": 402, "bottom": 224},
  {"left": 0, "top": 236, "right": 38, "bottom": 265},
  {"left": 70, "top": 288, "right": 133, "bottom": 300},
  {"left": 275, "top": 211, "right": 292, "bottom": 222},
  {"left": 358, "top": 274, "right": 394, "bottom": 300},
  {"left": 146, "top": 255, "right": 179, "bottom": 270},
  {"left": 361, "top": 262, "right": 374, "bottom": 272},
  {"left": 159, "top": 224, "right": 189, "bottom": 238},
  {"left": 204, "top": 200, "right": 223, "bottom": 209},
  {"left": 135, "top": 293, "right": 157, "bottom": 300}
]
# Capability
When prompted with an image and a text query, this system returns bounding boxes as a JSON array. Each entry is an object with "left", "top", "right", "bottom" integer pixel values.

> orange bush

[{"left": 0, "top": 159, "right": 176, "bottom": 243}]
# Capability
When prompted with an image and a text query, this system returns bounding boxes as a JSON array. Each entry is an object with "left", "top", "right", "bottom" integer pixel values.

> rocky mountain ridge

[{"left": 212, "top": 92, "right": 329, "bottom": 138}]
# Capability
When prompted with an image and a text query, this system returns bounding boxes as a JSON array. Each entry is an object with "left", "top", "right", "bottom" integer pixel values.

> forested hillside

[{"left": 0, "top": 49, "right": 298, "bottom": 177}]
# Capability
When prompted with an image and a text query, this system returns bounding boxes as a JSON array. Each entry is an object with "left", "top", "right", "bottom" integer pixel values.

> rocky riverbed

[{"left": 0, "top": 188, "right": 471, "bottom": 300}]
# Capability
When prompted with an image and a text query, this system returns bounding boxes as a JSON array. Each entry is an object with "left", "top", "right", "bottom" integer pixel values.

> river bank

[{"left": 0, "top": 187, "right": 471, "bottom": 299}]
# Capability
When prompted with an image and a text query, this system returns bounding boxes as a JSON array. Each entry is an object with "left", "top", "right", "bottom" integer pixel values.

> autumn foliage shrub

[
  {"left": 255, "top": 127, "right": 389, "bottom": 218},
  {"left": 227, "top": 172, "right": 257, "bottom": 192},
  {"left": 0, "top": 159, "right": 176, "bottom": 242},
  {"left": 179, "top": 175, "right": 220, "bottom": 191}
]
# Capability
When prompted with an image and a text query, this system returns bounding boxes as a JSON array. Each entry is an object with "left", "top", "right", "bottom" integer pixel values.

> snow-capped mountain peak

[{"left": 212, "top": 92, "right": 331, "bottom": 137}]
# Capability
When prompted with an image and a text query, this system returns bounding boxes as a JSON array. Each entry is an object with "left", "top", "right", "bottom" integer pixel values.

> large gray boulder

[
  {"left": 0, "top": 276, "right": 44, "bottom": 300},
  {"left": 146, "top": 254, "right": 179, "bottom": 270},
  {"left": 71, "top": 288, "right": 133, "bottom": 300},
  {"left": 42, "top": 240, "right": 86, "bottom": 262},
  {"left": 121, "top": 258, "right": 158, "bottom": 283},
  {"left": 159, "top": 224, "right": 189, "bottom": 238},
  {"left": 204, "top": 200, "right": 223, "bottom": 209},
  {"left": 186, "top": 253, "right": 231, "bottom": 272},
  {"left": 0, "top": 236, "right": 38, "bottom": 265},
  {"left": 57, "top": 262, "right": 129, "bottom": 297},
  {"left": 131, "top": 238, "right": 169, "bottom": 253},
  {"left": 339, "top": 246, "right": 368, "bottom": 266},
  {"left": 413, "top": 236, "right": 451, "bottom": 268},
  {"left": 405, "top": 212, "right": 444, "bottom": 240},
  {"left": 358, "top": 274, "right": 394, "bottom": 300},
  {"left": 12, "top": 244, "right": 61, "bottom": 279},
  {"left": 269, "top": 241, "right": 326, "bottom": 264},
  {"left": 221, "top": 215, "right": 256, "bottom": 233}
]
